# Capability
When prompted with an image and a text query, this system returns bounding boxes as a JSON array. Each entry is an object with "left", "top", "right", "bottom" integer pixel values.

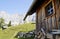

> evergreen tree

[
  {"left": 8, "top": 21, "right": 11, "bottom": 27},
  {"left": 0, "top": 18, "right": 4, "bottom": 28}
]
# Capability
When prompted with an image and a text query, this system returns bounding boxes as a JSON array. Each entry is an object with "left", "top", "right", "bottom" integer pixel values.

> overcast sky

[{"left": 0, "top": 0, "right": 33, "bottom": 15}]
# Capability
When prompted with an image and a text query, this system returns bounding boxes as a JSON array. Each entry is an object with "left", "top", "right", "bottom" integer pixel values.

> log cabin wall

[
  {"left": 55, "top": 0, "right": 60, "bottom": 29},
  {"left": 36, "top": 0, "right": 60, "bottom": 32}
]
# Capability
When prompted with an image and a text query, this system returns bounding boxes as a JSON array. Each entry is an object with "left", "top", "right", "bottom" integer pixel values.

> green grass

[{"left": 0, "top": 23, "right": 35, "bottom": 39}]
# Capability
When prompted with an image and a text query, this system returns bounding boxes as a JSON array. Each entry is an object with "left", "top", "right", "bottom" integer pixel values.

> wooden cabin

[{"left": 24, "top": 0, "right": 60, "bottom": 39}]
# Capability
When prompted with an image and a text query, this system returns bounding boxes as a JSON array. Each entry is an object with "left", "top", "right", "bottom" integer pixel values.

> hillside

[{"left": 0, "top": 23, "right": 35, "bottom": 39}]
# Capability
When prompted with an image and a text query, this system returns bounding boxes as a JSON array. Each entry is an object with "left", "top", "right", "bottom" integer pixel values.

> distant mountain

[{"left": 0, "top": 11, "right": 36, "bottom": 26}]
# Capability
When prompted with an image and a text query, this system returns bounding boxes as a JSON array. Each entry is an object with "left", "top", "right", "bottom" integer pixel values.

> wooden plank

[
  {"left": 54, "top": 0, "right": 60, "bottom": 29},
  {"left": 52, "top": 15, "right": 56, "bottom": 29},
  {"left": 36, "top": 10, "right": 38, "bottom": 32}
]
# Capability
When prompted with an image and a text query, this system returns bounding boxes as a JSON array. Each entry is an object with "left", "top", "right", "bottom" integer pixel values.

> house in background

[{"left": 24, "top": 0, "right": 60, "bottom": 39}]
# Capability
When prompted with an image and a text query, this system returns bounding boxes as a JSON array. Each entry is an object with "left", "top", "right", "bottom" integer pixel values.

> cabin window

[{"left": 45, "top": 2, "right": 53, "bottom": 17}]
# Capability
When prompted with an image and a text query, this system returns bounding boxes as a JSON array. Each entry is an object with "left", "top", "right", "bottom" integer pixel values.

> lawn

[{"left": 0, "top": 23, "right": 35, "bottom": 39}]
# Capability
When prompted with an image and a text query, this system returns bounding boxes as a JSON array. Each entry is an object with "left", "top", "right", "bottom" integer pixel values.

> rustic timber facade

[
  {"left": 36, "top": 0, "right": 60, "bottom": 32},
  {"left": 24, "top": 0, "right": 60, "bottom": 39}
]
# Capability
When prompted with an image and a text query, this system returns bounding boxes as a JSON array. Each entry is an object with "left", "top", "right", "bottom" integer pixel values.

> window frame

[{"left": 45, "top": 2, "right": 53, "bottom": 17}]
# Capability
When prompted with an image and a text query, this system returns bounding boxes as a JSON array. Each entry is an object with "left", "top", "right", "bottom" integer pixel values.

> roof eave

[{"left": 23, "top": 0, "right": 45, "bottom": 21}]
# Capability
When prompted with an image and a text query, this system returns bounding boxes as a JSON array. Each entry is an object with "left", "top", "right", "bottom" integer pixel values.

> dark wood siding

[{"left": 36, "top": 0, "right": 60, "bottom": 32}]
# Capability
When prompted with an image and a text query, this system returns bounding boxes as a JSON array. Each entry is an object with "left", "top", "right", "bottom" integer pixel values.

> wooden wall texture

[{"left": 36, "top": 0, "right": 60, "bottom": 32}]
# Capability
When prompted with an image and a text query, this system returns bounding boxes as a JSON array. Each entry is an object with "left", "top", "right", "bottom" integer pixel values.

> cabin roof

[{"left": 23, "top": 0, "right": 45, "bottom": 20}]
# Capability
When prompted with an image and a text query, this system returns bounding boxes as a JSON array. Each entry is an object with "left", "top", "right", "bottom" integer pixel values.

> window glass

[{"left": 45, "top": 2, "right": 53, "bottom": 16}]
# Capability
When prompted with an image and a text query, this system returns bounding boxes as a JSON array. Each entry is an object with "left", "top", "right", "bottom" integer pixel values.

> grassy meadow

[{"left": 0, "top": 23, "right": 35, "bottom": 39}]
